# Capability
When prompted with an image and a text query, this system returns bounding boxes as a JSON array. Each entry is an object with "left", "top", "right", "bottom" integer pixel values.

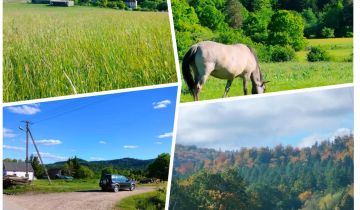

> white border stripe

[
  {"left": 3, "top": 83, "right": 178, "bottom": 107},
  {"left": 180, "top": 83, "right": 354, "bottom": 107}
]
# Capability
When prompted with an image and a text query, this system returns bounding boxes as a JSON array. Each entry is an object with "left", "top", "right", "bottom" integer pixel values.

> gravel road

[{"left": 3, "top": 186, "right": 156, "bottom": 210}]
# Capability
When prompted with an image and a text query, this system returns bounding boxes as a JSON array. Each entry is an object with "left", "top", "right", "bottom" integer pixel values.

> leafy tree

[
  {"left": 147, "top": 153, "right": 170, "bottom": 180},
  {"left": 74, "top": 165, "right": 94, "bottom": 178},
  {"left": 30, "top": 155, "right": 45, "bottom": 178},
  {"left": 225, "top": 0, "right": 244, "bottom": 29},
  {"left": 268, "top": 10, "right": 306, "bottom": 51},
  {"left": 243, "top": 13, "right": 269, "bottom": 43}
]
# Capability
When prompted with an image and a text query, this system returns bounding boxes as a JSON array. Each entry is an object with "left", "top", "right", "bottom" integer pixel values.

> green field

[
  {"left": 181, "top": 38, "right": 353, "bottom": 102},
  {"left": 3, "top": 179, "right": 99, "bottom": 194},
  {"left": 3, "top": 3, "right": 176, "bottom": 102},
  {"left": 116, "top": 187, "right": 166, "bottom": 210}
]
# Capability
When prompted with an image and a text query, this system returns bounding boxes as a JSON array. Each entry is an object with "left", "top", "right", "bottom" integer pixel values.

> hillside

[
  {"left": 47, "top": 157, "right": 154, "bottom": 172},
  {"left": 171, "top": 135, "right": 354, "bottom": 210}
]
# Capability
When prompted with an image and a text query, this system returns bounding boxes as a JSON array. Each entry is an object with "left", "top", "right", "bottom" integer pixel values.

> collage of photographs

[{"left": 1, "top": 0, "right": 357, "bottom": 209}]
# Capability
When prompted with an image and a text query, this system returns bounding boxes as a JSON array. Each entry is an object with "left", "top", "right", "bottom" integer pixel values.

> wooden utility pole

[
  {"left": 22, "top": 121, "right": 52, "bottom": 184},
  {"left": 25, "top": 121, "right": 29, "bottom": 179}
]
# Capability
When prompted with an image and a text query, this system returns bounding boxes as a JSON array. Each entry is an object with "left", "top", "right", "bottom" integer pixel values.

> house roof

[{"left": 3, "top": 162, "right": 34, "bottom": 172}]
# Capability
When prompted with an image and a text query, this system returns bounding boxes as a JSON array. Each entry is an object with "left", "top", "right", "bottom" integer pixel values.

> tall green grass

[
  {"left": 3, "top": 179, "right": 99, "bottom": 194},
  {"left": 115, "top": 188, "right": 166, "bottom": 210},
  {"left": 3, "top": 3, "right": 176, "bottom": 102},
  {"left": 181, "top": 61, "right": 353, "bottom": 102}
]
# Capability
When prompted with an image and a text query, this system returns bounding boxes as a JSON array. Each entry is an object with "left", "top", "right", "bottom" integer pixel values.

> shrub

[
  {"left": 321, "top": 27, "right": 335, "bottom": 38},
  {"left": 270, "top": 45, "right": 295, "bottom": 62},
  {"left": 307, "top": 47, "right": 330, "bottom": 62}
]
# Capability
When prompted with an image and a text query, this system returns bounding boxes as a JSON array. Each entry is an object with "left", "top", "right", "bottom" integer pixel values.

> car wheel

[
  {"left": 114, "top": 185, "right": 119, "bottom": 192},
  {"left": 129, "top": 184, "right": 135, "bottom": 191}
]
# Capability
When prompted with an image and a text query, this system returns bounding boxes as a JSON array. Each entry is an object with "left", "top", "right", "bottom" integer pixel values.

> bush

[
  {"left": 307, "top": 47, "right": 330, "bottom": 62},
  {"left": 270, "top": 45, "right": 295, "bottom": 62},
  {"left": 321, "top": 27, "right": 335, "bottom": 38}
]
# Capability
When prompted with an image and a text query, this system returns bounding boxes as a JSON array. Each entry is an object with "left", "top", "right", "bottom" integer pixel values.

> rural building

[
  {"left": 49, "top": 0, "right": 74, "bottom": 6},
  {"left": 3, "top": 162, "right": 35, "bottom": 180},
  {"left": 48, "top": 168, "right": 63, "bottom": 179},
  {"left": 125, "top": 0, "right": 137, "bottom": 9},
  {"left": 31, "top": 0, "right": 50, "bottom": 3}
]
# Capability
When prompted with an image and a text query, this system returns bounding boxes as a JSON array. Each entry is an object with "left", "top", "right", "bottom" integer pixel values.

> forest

[
  {"left": 170, "top": 135, "right": 354, "bottom": 210},
  {"left": 172, "top": 0, "right": 353, "bottom": 61}
]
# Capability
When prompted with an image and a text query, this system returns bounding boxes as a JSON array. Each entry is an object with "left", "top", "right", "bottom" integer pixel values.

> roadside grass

[
  {"left": 3, "top": 179, "right": 99, "bottom": 194},
  {"left": 3, "top": 3, "right": 176, "bottom": 102},
  {"left": 181, "top": 61, "right": 353, "bottom": 102},
  {"left": 115, "top": 187, "right": 166, "bottom": 210}
]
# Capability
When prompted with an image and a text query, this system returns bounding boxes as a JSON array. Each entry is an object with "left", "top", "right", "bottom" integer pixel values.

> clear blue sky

[{"left": 3, "top": 86, "right": 177, "bottom": 163}]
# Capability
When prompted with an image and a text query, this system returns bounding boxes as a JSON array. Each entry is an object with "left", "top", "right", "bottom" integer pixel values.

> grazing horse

[{"left": 182, "top": 41, "right": 269, "bottom": 101}]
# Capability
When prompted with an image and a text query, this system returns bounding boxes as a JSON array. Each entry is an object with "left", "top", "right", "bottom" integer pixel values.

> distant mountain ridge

[{"left": 47, "top": 157, "right": 154, "bottom": 171}]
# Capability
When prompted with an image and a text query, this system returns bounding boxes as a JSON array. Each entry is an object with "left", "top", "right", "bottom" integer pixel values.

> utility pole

[{"left": 21, "top": 121, "right": 52, "bottom": 184}]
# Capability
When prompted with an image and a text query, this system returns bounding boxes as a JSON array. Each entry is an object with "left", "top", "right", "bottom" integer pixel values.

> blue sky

[
  {"left": 177, "top": 87, "right": 354, "bottom": 150},
  {"left": 3, "top": 86, "right": 177, "bottom": 163}
]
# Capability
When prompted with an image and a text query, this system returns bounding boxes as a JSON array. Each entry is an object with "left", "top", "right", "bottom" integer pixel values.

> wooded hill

[
  {"left": 170, "top": 135, "right": 353, "bottom": 210},
  {"left": 47, "top": 157, "right": 154, "bottom": 171}
]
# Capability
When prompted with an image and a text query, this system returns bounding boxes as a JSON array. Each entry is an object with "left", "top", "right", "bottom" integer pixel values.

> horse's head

[{"left": 253, "top": 81, "right": 270, "bottom": 94}]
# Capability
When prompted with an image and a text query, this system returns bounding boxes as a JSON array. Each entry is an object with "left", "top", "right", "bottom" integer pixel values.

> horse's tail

[{"left": 182, "top": 45, "right": 198, "bottom": 96}]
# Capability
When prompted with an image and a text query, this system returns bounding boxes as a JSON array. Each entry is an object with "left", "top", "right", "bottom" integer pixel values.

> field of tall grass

[
  {"left": 3, "top": 3, "right": 176, "bottom": 102},
  {"left": 181, "top": 38, "right": 353, "bottom": 102},
  {"left": 3, "top": 179, "right": 99, "bottom": 194}
]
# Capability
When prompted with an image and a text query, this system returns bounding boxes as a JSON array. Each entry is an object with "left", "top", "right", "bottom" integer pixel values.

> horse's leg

[
  {"left": 243, "top": 78, "right": 248, "bottom": 95},
  {"left": 223, "top": 80, "right": 233, "bottom": 98},
  {"left": 194, "top": 74, "right": 209, "bottom": 101}
]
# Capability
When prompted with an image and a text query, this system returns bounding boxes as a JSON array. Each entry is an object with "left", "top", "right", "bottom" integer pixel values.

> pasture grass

[
  {"left": 3, "top": 179, "right": 99, "bottom": 194},
  {"left": 296, "top": 38, "right": 353, "bottom": 62},
  {"left": 115, "top": 187, "right": 166, "bottom": 210},
  {"left": 3, "top": 3, "right": 176, "bottom": 102},
  {"left": 180, "top": 61, "right": 353, "bottom": 102}
]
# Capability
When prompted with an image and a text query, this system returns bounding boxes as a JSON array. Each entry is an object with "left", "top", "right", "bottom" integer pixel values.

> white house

[
  {"left": 3, "top": 162, "right": 35, "bottom": 180},
  {"left": 125, "top": 0, "right": 137, "bottom": 9}
]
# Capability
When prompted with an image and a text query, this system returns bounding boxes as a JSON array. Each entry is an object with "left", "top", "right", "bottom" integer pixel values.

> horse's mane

[{"left": 246, "top": 45, "right": 262, "bottom": 79}]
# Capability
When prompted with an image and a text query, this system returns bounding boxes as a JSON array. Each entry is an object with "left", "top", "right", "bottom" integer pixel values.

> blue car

[{"left": 99, "top": 174, "right": 136, "bottom": 192}]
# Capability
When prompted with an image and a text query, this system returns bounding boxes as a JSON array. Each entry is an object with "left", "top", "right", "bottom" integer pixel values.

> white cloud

[
  {"left": 99, "top": 140, "right": 107, "bottom": 144},
  {"left": 298, "top": 135, "right": 323, "bottom": 148},
  {"left": 331, "top": 128, "right": 353, "bottom": 139},
  {"left": 298, "top": 128, "right": 353, "bottom": 148},
  {"left": 3, "top": 145, "right": 25, "bottom": 151},
  {"left": 155, "top": 141, "right": 163, "bottom": 145},
  {"left": 152, "top": 100, "right": 171, "bottom": 109},
  {"left": 34, "top": 152, "right": 67, "bottom": 161},
  {"left": 157, "top": 132, "right": 173, "bottom": 138},
  {"left": 90, "top": 157, "right": 105, "bottom": 161},
  {"left": 177, "top": 87, "right": 354, "bottom": 150},
  {"left": 3, "top": 128, "right": 16, "bottom": 138},
  {"left": 7, "top": 104, "right": 41, "bottom": 115},
  {"left": 35, "top": 139, "right": 62, "bottom": 146},
  {"left": 123, "top": 145, "right": 138, "bottom": 149}
]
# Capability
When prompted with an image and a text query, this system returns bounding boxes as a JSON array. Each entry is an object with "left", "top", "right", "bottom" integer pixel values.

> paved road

[{"left": 3, "top": 186, "right": 156, "bottom": 210}]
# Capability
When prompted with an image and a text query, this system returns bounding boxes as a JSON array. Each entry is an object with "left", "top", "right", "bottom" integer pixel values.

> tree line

[
  {"left": 170, "top": 135, "right": 354, "bottom": 209},
  {"left": 172, "top": 0, "right": 353, "bottom": 62},
  {"left": 24, "top": 153, "right": 171, "bottom": 180}
]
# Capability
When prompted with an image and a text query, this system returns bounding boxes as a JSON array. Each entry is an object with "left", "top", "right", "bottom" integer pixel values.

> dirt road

[{"left": 3, "top": 186, "right": 156, "bottom": 210}]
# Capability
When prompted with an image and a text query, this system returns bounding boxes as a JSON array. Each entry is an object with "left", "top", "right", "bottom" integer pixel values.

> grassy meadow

[
  {"left": 115, "top": 186, "right": 166, "bottom": 210},
  {"left": 3, "top": 3, "right": 176, "bottom": 102},
  {"left": 181, "top": 38, "right": 353, "bottom": 102},
  {"left": 3, "top": 179, "right": 99, "bottom": 194}
]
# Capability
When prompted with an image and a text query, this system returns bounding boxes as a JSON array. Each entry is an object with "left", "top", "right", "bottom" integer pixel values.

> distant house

[
  {"left": 48, "top": 168, "right": 63, "bottom": 179},
  {"left": 125, "top": 0, "right": 137, "bottom": 9},
  {"left": 3, "top": 162, "right": 35, "bottom": 180}
]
